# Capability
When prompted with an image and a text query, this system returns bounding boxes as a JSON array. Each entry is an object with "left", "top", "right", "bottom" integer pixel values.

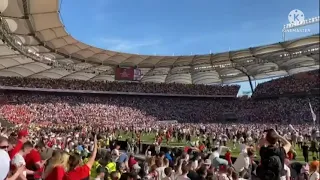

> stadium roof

[{"left": 0, "top": 0, "right": 319, "bottom": 84}]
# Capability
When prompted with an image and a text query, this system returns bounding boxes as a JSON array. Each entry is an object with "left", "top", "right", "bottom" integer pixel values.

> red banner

[{"left": 115, "top": 67, "right": 135, "bottom": 80}]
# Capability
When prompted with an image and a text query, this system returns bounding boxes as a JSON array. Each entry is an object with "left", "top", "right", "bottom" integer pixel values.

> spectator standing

[
  {"left": 11, "top": 141, "right": 35, "bottom": 179},
  {"left": 301, "top": 142, "right": 309, "bottom": 163},
  {"left": 257, "top": 129, "right": 291, "bottom": 180}
]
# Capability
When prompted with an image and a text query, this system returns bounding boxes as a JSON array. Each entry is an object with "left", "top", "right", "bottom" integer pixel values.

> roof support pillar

[
  {"left": 231, "top": 56, "right": 254, "bottom": 94},
  {"left": 234, "top": 65, "right": 254, "bottom": 94}
]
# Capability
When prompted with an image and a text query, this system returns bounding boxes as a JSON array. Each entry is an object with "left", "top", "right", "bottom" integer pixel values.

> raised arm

[
  {"left": 277, "top": 134, "right": 291, "bottom": 154},
  {"left": 85, "top": 135, "right": 98, "bottom": 169}
]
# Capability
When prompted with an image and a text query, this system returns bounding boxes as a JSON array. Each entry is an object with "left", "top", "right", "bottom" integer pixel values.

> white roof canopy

[{"left": 0, "top": 0, "right": 319, "bottom": 84}]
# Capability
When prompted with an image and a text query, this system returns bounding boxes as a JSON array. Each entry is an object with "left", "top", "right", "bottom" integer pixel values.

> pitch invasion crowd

[
  {"left": 0, "top": 121, "right": 319, "bottom": 180},
  {"left": 0, "top": 70, "right": 319, "bottom": 180},
  {"left": 0, "top": 93, "right": 319, "bottom": 180},
  {"left": 1, "top": 92, "right": 319, "bottom": 125}
]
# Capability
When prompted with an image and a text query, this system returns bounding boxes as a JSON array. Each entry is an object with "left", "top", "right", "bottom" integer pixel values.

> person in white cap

[{"left": 204, "top": 159, "right": 211, "bottom": 169}]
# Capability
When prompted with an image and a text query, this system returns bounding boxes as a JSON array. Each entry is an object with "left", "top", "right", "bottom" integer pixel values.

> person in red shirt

[
  {"left": 9, "top": 129, "right": 28, "bottom": 160},
  {"left": 166, "top": 131, "right": 171, "bottom": 145},
  {"left": 63, "top": 135, "right": 98, "bottom": 180},
  {"left": 157, "top": 136, "right": 162, "bottom": 145},
  {"left": 128, "top": 154, "right": 138, "bottom": 171},
  {"left": 198, "top": 142, "right": 206, "bottom": 152},
  {"left": 25, "top": 141, "right": 46, "bottom": 180},
  {"left": 225, "top": 149, "right": 232, "bottom": 165},
  {"left": 287, "top": 149, "right": 294, "bottom": 160},
  {"left": 184, "top": 146, "right": 190, "bottom": 153},
  {"left": 44, "top": 151, "right": 69, "bottom": 180}
]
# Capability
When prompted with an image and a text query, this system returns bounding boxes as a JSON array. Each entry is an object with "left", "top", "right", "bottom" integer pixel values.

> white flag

[
  {"left": 289, "top": 124, "right": 297, "bottom": 133},
  {"left": 309, "top": 102, "right": 317, "bottom": 122}
]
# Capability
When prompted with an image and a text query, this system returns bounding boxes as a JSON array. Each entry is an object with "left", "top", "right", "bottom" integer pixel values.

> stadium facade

[{"left": 0, "top": 0, "right": 319, "bottom": 85}]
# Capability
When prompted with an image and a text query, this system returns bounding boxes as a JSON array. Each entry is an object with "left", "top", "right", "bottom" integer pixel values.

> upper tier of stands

[
  {"left": 253, "top": 69, "right": 319, "bottom": 97},
  {"left": 0, "top": 69, "right": 318, "bottom": 97},
  {"left": 0, "top": 77, "right": 240, "bottom": 96}
]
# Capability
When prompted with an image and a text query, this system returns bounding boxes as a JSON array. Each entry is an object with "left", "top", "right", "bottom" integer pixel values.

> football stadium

[{"left": 0, "top": 0, "right": 319, "bottom": 179}]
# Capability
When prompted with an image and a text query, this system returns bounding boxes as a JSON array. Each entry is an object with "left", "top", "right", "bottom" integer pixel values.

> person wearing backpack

[{"left": 256, "top": 129, "right": 292, "bottom": 180}]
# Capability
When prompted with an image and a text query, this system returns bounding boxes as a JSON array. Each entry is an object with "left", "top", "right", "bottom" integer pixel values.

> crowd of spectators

[
  {"left": 1, "top": 92, "right": 319, "bottom": 126},
  {"left": 253, "top": 70, "right": 320, "bottom": 97},
  {"left": 0, "top": 69, "right": 318, "bottom": 98},
  {"left": 0, "top": 119, "right": 319, "bottom": 180},
  {"left": 0, "top": 70, "right": 319, "bottom": 128},
  {"left": 0, "top": 71, "right": 319, "bottom": 180},
  {"left": 0, "top": 77, "right": 240, "bottom": 96}
]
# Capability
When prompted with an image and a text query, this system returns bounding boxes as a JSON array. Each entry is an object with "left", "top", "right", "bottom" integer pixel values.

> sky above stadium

[{"left": 60, "top": 0, "right": 319, "bottom": 95}]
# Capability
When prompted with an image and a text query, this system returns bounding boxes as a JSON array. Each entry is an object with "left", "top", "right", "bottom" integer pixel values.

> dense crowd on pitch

[
  {"left": 0, "top": 94, "right": 319, "bottom": 179},
  {"left": 0, "top": 92, "right": 319, "bottom": 125},
  {"left": 0, "top": 70, "right": 319, "bottom": 180},
  {"left": 0, "top": 124, "right": 319, "bottom": 180}
]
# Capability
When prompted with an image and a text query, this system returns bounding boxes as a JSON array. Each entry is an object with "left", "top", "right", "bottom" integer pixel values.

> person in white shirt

[
  {"left": 247, "top": 136, "right": 253, "bottom": 144},
  {"left": 155, "top": 143, "right": 161, "bottom": 154},
  {"left": 297, "top": 134, "right": 303, "bottom": 149},
  {"left": 209, "top": 146, "right": 229, "bottom": 168},
  {"left": 217, "top": 135, "right": 222, "bottom": 145},
  {"left": 281, "top": 164, "right": 291, "bottom": 180},
  {"left": 222, "top": 134, "right": 228, "bottom": 146},
  {"left": 239, "top": 136, "right": 244, "bottom": 144},
  {"left": 233, "top": 148, "right": 254, "bottom": 173},
  {"left": 233, "top": 136, "right": 237, "bottom": 149},
  {"left": 239, "top": 143, "right": 248, "bottom": 153},
  {"left": 233, "top": 152, "right": 250, "bottom": 173},
  {"left": 155, "top": 158, "right": 166, "bottom": 179},
  {"left": 279, "top": 159, "right": 291, "bottom": 180},
  {"left": 111, "top": 144, "right": 120, "bottom": 162},
  {"left": 11, "top": 141, "right": 35, "bottom": 179}
]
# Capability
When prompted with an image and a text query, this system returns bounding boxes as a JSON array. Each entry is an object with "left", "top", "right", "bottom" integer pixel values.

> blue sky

[{"left": 60, "top": 0, "right": 319, "bottom": 95}]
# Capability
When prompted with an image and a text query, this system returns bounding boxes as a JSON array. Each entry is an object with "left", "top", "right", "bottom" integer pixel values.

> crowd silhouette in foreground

[{"left": 0, "top": 69, "right": 319, "bottom": 180}]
